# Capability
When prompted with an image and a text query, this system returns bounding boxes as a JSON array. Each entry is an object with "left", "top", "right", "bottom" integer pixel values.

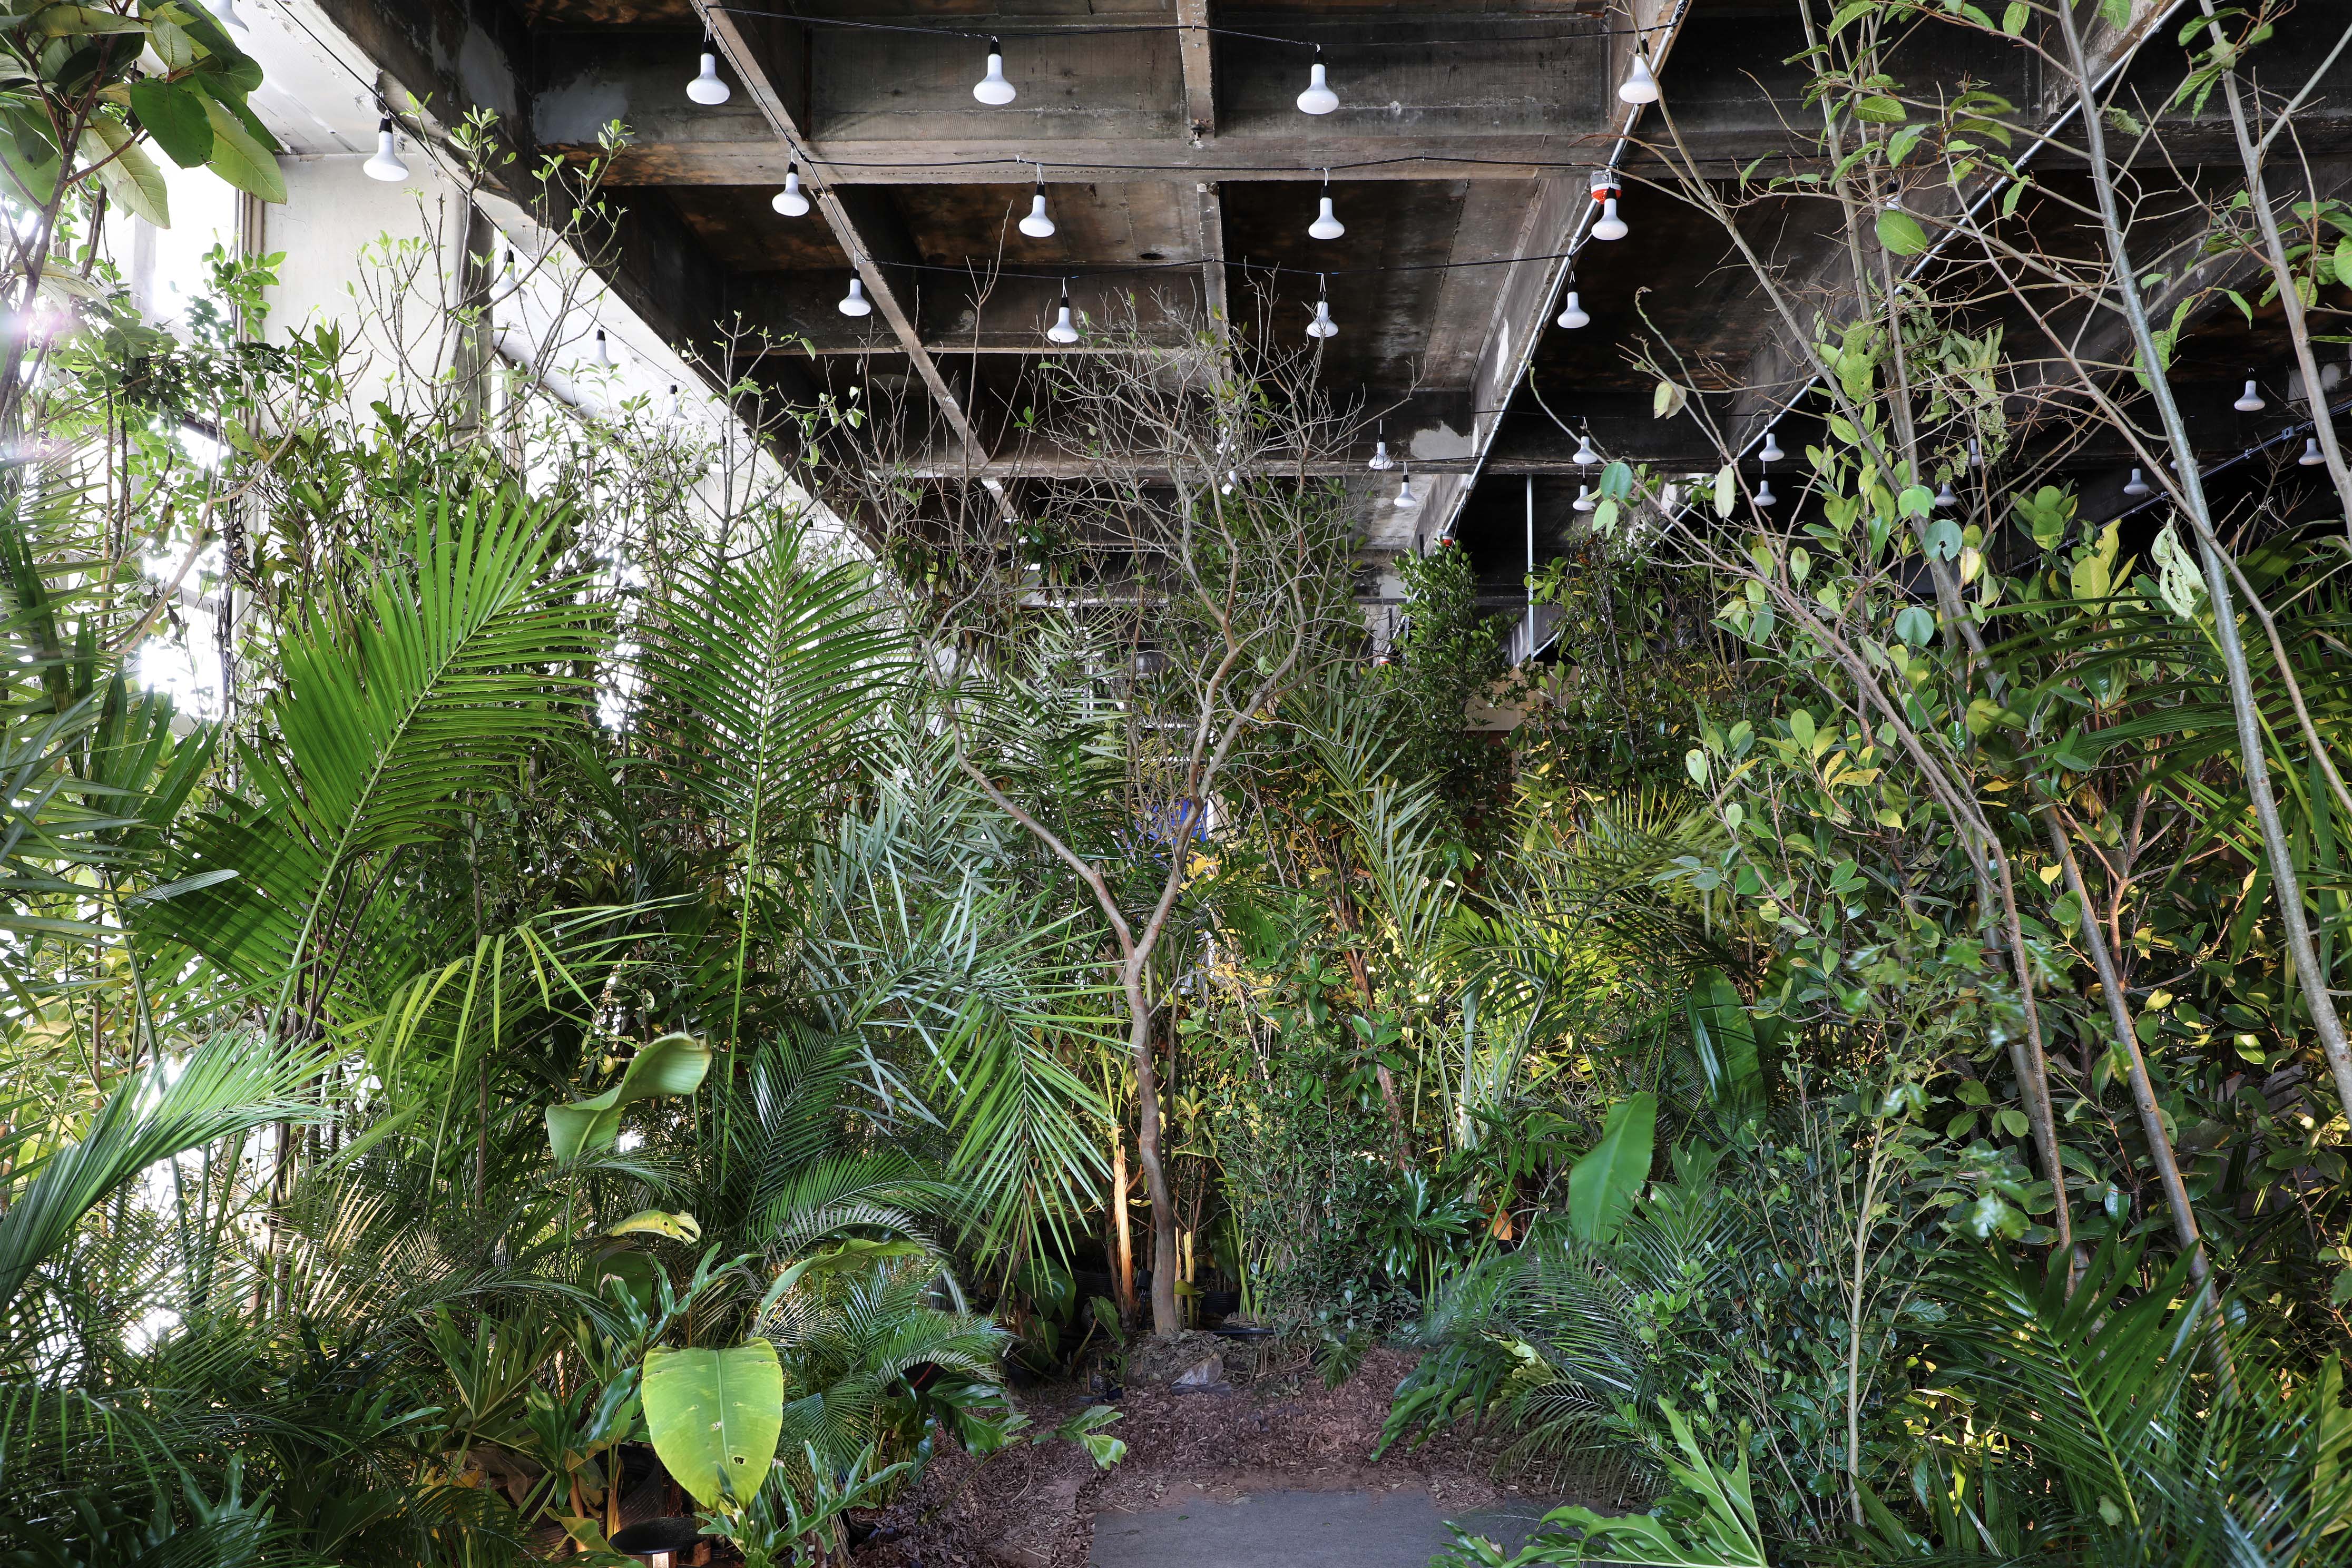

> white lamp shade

[
  {"left": 1020, "top": 193, "right": 1056, "bottom": 238},
  {"left": 1368, "top": 440, "right": 1394, "bottom": 471},
  {"left": 2123, "top": 467, "right": 2150, "bottom": 496},
  {"left": 1046, "top": 305, "right": 1080, "bottom": 344},
  {"left": 974, "top": 50, "right": 1016, "bottom": 104},
  {"left": 1308, "top": 196, "right": 1345, "bottom": 240},
  {"left": 688, "top": 52, "right": 732, "bottom": 105},
  {"left": 1618, "top": 53, "right": 1660, "bottom": 105},
  {"left": 838, "top": 277, "right": 872, "bottom": 316},
  {"left": 1934, "top": 482, "right": 1958, "bottom": 509},
  {"left": 362, "top": 122, "right": 408, "bottom": 183},
  {"left": 1754, "top": 478, "right": 1777, "bottom": 507},
  {"left": 1555, "top": 291, "right": 1589, "bottom": 330},
  {"left": 1590, "top": 197, "right": 1629, "bottom": 241},
  {"left": 773, "top": 171, "right": 810, "bottom": 217},
  {"left": 1573, "top": 434, "right": 1598, "bottom": 466},
  {"left": 1297, "top": 61, "right": 1339, "bottom": 115},
  {"left": 1759, "top": 430, "right": 1785, "bottom": 463},
  {"left": 2302, "top": 436, "right": 2327, "bottom": 466},
  {"left": 1573, "top": 485, "right": 1596, "bottom": 512},
  {"left": 1394, "top": 475, "right": 1418, "bottom": 509},
  {"left": 2234, "top": 378, "right": 2265, "bottom": 413},
  {"left": 1307, "top": 300, "right": 1337, "bottom": 338}
]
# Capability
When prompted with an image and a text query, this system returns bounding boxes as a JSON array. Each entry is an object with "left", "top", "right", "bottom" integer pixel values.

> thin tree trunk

[
  {"left": 1110, "top": 1121, "right": 1136, "bottom": 1322},
  {"left": 1125, "top": 996, "right": 1182, "bottom": 1336}
]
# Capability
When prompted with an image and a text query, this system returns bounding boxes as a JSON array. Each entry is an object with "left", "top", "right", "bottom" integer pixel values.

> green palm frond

[{"left": 141, "top": 489, "right": 605, "bottom": 1017}]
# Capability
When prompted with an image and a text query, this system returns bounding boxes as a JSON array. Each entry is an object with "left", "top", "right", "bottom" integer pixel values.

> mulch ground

[{"left": 848, "top": 1341, "right": 1597, "bottom": 1568}]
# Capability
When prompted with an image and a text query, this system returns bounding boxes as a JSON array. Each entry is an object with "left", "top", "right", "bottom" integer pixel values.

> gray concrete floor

[{"left": 1090, "top": 1489, "right": 1558, "bottom": 1567}]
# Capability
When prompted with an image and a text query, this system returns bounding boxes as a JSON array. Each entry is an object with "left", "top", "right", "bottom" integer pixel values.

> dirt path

[{"left": 849, "top": 1346, "right": 1606, "bottom": 1568}]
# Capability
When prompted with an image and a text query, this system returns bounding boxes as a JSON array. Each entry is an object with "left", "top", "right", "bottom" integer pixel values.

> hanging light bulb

[
  {"left": 1572, "top": 484, "right": 1596, "bottom": 513},
  {"left": 1297, "top": 47, "right": 1339, "bottom": 115},
  {"left": 1754, "top": 470, "right": 1778, "bottom": 507},
  {"left": 773, "top": 161, "right": 810, "bottom": 217},
  {"left": 1309, "top": 171, "right": 1345, "bottom": 240},
  {"left": 362, "top": 114, "right": 409, "bottom": 183},
  {"left": 1394, "top": 466, "right": 1418, "bottom": 509},
  {"left": 688, "top": 38, "right": 732, "bottom": 105},
  {"left": 199, "top": 0, "right": 250, "bottom": 34},
  {"left": 1046, "top": 280, "right": 1081, "bottom": 345},
  {"left": 1307, "top": 276, "right": 1337, "bottom": 339},
  {"left": 1020, "top": 183, "right": 1056, "bottom": 239},
  {"left": 838, "top": 276, "right": 872, "bottom": 317},
  {"left": 2123, "top": 467, "right": 2150, "bottom": 497},
  {"left": 665, "top": 383, "right": 682, "bottom": 420},
  {"left": 1759, "top": 426, "right": 1785, "bottom": 464},
  {"left": 502, "top": 247, "right": 516, "bottom": 282},
  {"left": 973, "top": 37, "right": 1016, "bottom": 105},
  {"left": 1222, "top": 469, "right": 1239, "bottom": 495},
  {"left": 1368, "top": 437, "right": 1395, "bottom": 471},
  {"left": 1591, "top": 197, "right": 1629, "bottom": 242},
  {"left": 1967, "top": 437, "right": 1983, "bottom": 468},
  {"left": 593, "top": 328, "right": 614, "bottom": 369},
  {"left": 1934, "top": 481, "right": 1958, "bottom": 509},
  {"left": 1618, "top": 48, "right": 1660, "bottom": 105},
  {"left": 2235, "top": 375, "right": 2266, "bottom": 413},
  {"left": 2301, "top": 436, "right": 2326, "bottom": 466},
  {"left": 1555, "top": 290, "right": 1589, "bottom": 330},
  {"left": 1573, "top": 430, "right": 1598, "bottom": 467}
]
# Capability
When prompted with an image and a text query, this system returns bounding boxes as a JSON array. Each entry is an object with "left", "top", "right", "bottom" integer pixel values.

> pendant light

[
  {"left": 688, "top": 37, "right": 732, "bottom": 105},
  {"left": 1046, "top": 280, "right": 1081, "bottom": 344},
  {"left": 593, "top": 329, "right": 614, "bottom": 369},
  {"left": 973, "top": 38, "right": 1016, "bottom": 105},
  {"left": 1968, "top": 437, "right": 1983, "bottom": 468},
  {"left": 1368, "top": 438, "right": 1395, "bottom": 471},
  {"left": 1307, "top": 275, "right": 1337, "bottom": 339},
  {"left": 2123, "top": 467, "right": 2150, "bottom": 497},
  {"left": 1297, "top": 46, "right": 1339, "bottom": 115},
  {"left": 1759, "top": 425, "right": 1785, "bottom": 464},
  {"left": 1618, "top": 48, "right": 1661, "bottom": 105},
  {"left": 1308, "top": 171, "right": 1345, "bottom": 240},
  {"left": 1591, "top": 197, "right": 1629, "bottom": 241},
  {"left": 665, "top": 383, "right": 681, "bottom": 421},
  {"left": 1555, "top": 288, "right": 1589, "bottom": 330},
  {"left": 838, "top": 276, "right": 872, "bottom": 317},
  {"left": 1572, "top": 484, "right": 1596, "bottom": 513},
  {"left": 1020, "top": 173, "right": 1056, "bottom": 238},
  {"left": 199, "top": 0, "right": 249, "bottom": 34},
  {"left": 1754, "top": 471, "right": 1778, "bottom": 507},
  {"left": 2234, "top": 375, "right": 2266, "bottom": 413},
  {"left": 362, "top": 114, "right": 409, "bottom": 183},
  {"left": 1933, "top": 481, "right": 1958, "bottom": 509},
  {"left": 1394, "top": 465, "right": 1418, "bottom": 509},
  {"left": 2301, "top": 436, "right": 2326, "bottom": 466},
  {"left": 773, "top": 161, "right": 810, "bottom": 217},
  {"left": 1573, "top": 430, "right": 1598, "bottom": 467}
]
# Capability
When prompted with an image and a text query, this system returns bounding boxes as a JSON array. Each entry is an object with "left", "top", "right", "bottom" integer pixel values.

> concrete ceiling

[{"left": 305, "top": 0, "right": 2352, "bottom": 612}]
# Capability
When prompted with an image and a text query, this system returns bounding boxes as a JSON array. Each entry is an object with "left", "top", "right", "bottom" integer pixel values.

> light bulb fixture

[
  {"left": 1556, "top": 289, "right": 1589, "bottom": 330},
  {"left": 838, "top": 276, "right": 871, "bottom": 317},
  {"left": 199, "top": 0, "right": 250, "bottom": 34},
  {"left": 593, "top": 328, "right": 614, "bottom": 369},
  {"left": 974, "top": 38, "right": 1016, "bottom": 105},
  {"left": 1572, "top": 484, "right": 1596, "bottom": 513},
  {"left": 2302, "top": 436, "right": 2326, "bottom": 466},
  {"left": 1368, "top": 437, "right": 1394, "bottom": 471},
  {"left": 665, "top": 383, "right": 681, "bottom": 421},
  {"left": 1934, "top": 481, "right": 1958, "bottom": 509},
  {"left": 1020, "top": 184, "right": 1056, "bottom": 239},
  {"left": 502, "top": 248, "right": 516, "bottom": 279},
  {"left": 1394, "top": 466, "right": 1418, "bottom": 509},
  {"left": 1590, "top": 197, "right": 1629, "bottom": 242},
  {"left": 1618, "top": 48, "right": 1660, "bottom": 105},
  {"left": 1754, "top": 476, "right": 1778, "bottom": 508},
  {"left": 362, "top": 114, "right": 409, "bottom": 183},
  {"left": 688, "top": 42, "right": 732, "bottom": 105},
  {"left": 2123, "top": 467, "right": 2150, "bottom": 497},
  {"left": 1758, "top": 426, "right": 1785, "bottom": 464},
  {"left": 1046, "top": 280, "right": 1081, "bottom": 345},
  {"left": 1309, "top": 171, "right": 1345, "bottom": 240},
  {"left": 1307, "top": 275, "right": 1337, "bottom": 339},
  {"left": 773, "top": 161, "right": 810, "bottom": 217},
  {"left": 1573, "top": 430, "right": 1598, "bottom": 467},
  {"left": 2234, "top": 376, "right": 2266, "bottom": 413},
  {"left": 1968, "top": 437, "right": 1982, "bottom": 468},
  {"left": 1221, "top": 469, "right": 1239, "bottom": 495},
  {"left": 1297, "top": 48, "right": 1339, "bottom": 115}
]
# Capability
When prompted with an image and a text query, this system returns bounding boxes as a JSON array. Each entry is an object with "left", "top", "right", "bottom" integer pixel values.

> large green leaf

[
  {"left": 546, "top": 1031, "right": 712, "bottom": 1161},
  {"left": 195, "top": 85, "right": 283, "bottom": 203},
  {"left": 1685, "top": 968, "right": 1762, "bottom": 1121},
  {"left": 642, "top": 1340, "right": 784, "bottom": 1508},
  {"left": 78, "top": 120, "right": 167, "bottom": 228},
  {"left": 128, "top": 76, "right": 212, "bottom": 169},
  {"left": 1567, "top": 1091, "right": 1655, "bottom": 1243}
]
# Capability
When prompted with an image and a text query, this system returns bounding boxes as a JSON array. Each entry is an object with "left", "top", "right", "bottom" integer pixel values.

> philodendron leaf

[
  {"left": 606, "top": 1209, "right": 702, "bottom": 1242},
  {"left": 1568, "top": 1091, "right": 1657, "bottom": 1243},
  {"left": 643, "top": 1340, "right": 785, "bottom": 1509},
  {"left": 546, "top": 1032, "right": 711, "bottom": 1161}
]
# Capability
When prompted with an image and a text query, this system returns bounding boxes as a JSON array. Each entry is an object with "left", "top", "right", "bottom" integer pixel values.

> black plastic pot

[{"left": 609, "top": 1516, "right": 707, "bottom": 1559}]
